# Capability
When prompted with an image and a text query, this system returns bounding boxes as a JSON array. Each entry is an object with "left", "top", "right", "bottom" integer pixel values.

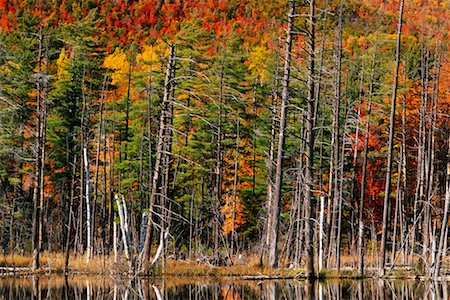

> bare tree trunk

[
  {"left": 116, "top": 194, "right": 132, "bottom": 271},
  {"left": 101, "top": 112, "right": 108, "bottom": 256},
  {"left": 401, "top": 67, "right": 409, "bottom": 265},
  {"left": 411, "top": 47, "right": 429, "bottom": 262},
  {"left": 349, "top": 67, "right": 364, "bottom": 259},
  {"left": 144, "top": 53, "right": 154, "bottom": 259},
  {"left": 391, "top": 153, "right": 402, "bottom": 264},
  {"left": 328, "top": 0, "right": 343, "bottom": 268},
  {"left": 160, "top": 56, "right": 176, "bottom": 270},
  {"left": 336, "top": 94, "right": 348, "bottom": 271},
  {"left": 139, "top": 45, "right": 175, "bottom": 274},
  {"left": 303, "top": 0, "right": 316, "bottom": 279},
  {"left": 268, "top": 0, "right": 295, "bottom": 269},
  {"left": 358, "top": 101, "right": 372, "bottom": 277},
  {"left": 95, "top": 77, "right": 106, "bottom": 257},
  {"left": 380, "top": 0, "right": 404, "bottom": 276},
  {"left": 293, "top": 113, "right": 305, "bottom": 265},
  {"left": 92, "top": 115, "right": 102, "bottom": 258},
  {"left": 230, "top": 119, "right": 240, "bottom": 261},
  {"left": 319, "top": 196, "right": 325, "bottom": 271},
  {"left": 84, "top": 147, "right": 92, "bottom": 261},
  {"left": 421, "top": 48, "right": 432, "bottom": 261},
  {"left": 262, "top": 80, "right": 279, "bottom": 265},
  {"left": 32, "top": 27, "right": 47, "bottom": 272},
  {"left": 213, "top": 52, "right": 226, "bottom": 264},
  {"left": 64, "top": 156, "right": 77, "bottom": 273},
  {"left": 424, "top": 50, "right": 439, "bottom": 270}
]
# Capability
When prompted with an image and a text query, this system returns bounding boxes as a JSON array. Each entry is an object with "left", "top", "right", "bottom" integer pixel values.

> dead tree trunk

[
  {"left": 32, "top": 27, "right": 47, "bottom": 272},
  {"left": 330, "top": 0, "right": 345, "bottom": 270},
  {"left": 262, "top": 54, "right": 281, "bottom": 265},
  {"left": 380, "top": 0, "right": 404, "bottom": 277},
  {"left": 139, "top": 45, "right": 175, "bottom": 274},
  {"left": 267, "top": 0, "right": 295, "bottom": 269},
  {"left": 213, "top": 52, "right": 225, "bottom": 264},
  {"left": 64, "top": 156, "right": 77, "bottom": 273},
  {"left": 358, "top": 94, "right": 372, "bottom": 277},
  {"left": 84, "top": 147, "right": 92, "bottom": 261},
  {"left": 116, "top": 194, "right": 133, "bottom": 272},
  {"left": 303, "top": 0, "right": 316, "bottom": 279}
]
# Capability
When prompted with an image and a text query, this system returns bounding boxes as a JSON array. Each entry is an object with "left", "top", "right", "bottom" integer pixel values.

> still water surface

[{"left": 0, "top": 276, "right": 448, "bottom": 299}]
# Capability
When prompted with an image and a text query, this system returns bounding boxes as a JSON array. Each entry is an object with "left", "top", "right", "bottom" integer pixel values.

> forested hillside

[{"left": 0, "top": 0, "right": 449, "bottom": 278}]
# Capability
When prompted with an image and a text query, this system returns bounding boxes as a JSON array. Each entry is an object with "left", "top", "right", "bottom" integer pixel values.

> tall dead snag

[
  {"left": 303, "top": 0, "right": 316, "bottom": 280},
  {"left": 139, "top": 45, "right": 175, "bottom": 274},
  {"left": 267, "top": 0, "right": 295, "bottom": 269},
  {"left": 32, "top": 27, "right": 48, "bottom": 272},
  {"left": 326, "top": 0, "right": 343, "bottom": 269},
  {"left": 160, "top": 51, "right": 176, "bottom": 269},
  {"left": 380, "top": 0, "right": 404, "bottom": 277},
  {"left": 333, "top": 0, "right": 344, "bottom": 270},
  {"left": 262, "top": 50, "right": 281, "bottom": 265}
]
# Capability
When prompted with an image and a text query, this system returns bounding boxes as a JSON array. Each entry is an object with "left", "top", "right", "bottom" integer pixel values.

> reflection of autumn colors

[
  {"left": 221, "top": 285, "right": 242, "bottom": 300},
  {"left": 0, "top": 277, "right": 447, "bottom": 299}
]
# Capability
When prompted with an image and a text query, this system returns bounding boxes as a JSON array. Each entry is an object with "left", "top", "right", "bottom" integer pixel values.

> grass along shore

[{"left": 1, "top": 252, "right": 449, "bottom": 279}]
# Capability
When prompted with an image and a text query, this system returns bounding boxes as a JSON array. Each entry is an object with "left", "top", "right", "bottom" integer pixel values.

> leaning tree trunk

[
  {"left": 380, "top": 0, "right": 404, "bottom": 277},
  {"left": 267, "top": 0, "right": 295, "bottom": 269},
  {"left": 139, "top": 45, "right": 175, "bottom": 274}
]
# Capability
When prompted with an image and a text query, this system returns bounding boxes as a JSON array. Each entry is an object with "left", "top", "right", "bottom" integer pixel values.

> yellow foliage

[
  {"left": 0, "top": 62, "right": 14, "bottom": 73},
  {"left": 247, "top": 45, "right": 273, "bottom": 84},
  {"left": 136, "top": 45, "right": 160, "bottom": 71},
  {"left": 103, "top": 47, "right": 130, "bottom": 86},
  {"left": 56, "top": 48, "right": 70, "bottom": 77},
  {"left": 425, "top": 14, "right": 438, "bottom": 24},
  {"left": 177, "top": 93, "right": 189, "bottom": 100}
]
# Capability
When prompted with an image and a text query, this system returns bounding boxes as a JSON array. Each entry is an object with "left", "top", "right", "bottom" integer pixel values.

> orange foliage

[
  {"left": 221, "top": 140, "right": 259, "bottom": 235},
  {"left": 221, "top": 286, "right": 242, "bottom": 300}
]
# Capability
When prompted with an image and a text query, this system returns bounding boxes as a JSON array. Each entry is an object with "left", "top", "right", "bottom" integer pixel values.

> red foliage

[{"left": 0, "top": 0, "right": 7, "bottom": 10}]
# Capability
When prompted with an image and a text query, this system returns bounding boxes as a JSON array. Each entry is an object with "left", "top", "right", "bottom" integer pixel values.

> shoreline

[
  {"left": 1, "top": 253, "right": 449, "bottom": 280},
  {"left": 1, "top": 266, "right": 450, "bottom": 281}
]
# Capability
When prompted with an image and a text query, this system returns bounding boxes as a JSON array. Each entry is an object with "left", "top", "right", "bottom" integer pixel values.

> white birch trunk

[
  {"left": 139, "top": 212, "right": 148, "bottom": 254},
  {"left": 113, "top": 221, "right": 118, "bottom": 263},
  {"left": 151, "top": 229, "right": 169, "bottom": 266},
  {"left": 115, "top": 194, "right": 130, "bottom": 262},
  {"left": 319, "top": 196, "right": 325, "bottom": 271},
  {"left": 84, "top": 147, "right": 92, "bottom": 261}
]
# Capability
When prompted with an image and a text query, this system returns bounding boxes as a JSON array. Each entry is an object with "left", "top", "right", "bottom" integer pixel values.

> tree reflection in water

[{"left": 0, "top": 277, "right": 448, "bottom": 299}]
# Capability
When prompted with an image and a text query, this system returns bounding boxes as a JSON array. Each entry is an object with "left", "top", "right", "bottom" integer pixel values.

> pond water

[{"left": 0, "top": 276, "right": 448, "bottom": 299}]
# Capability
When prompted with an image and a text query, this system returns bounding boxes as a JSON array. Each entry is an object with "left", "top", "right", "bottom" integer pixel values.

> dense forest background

[{"left": 0, "top": 0, "right": 449, "bottom": 277}]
